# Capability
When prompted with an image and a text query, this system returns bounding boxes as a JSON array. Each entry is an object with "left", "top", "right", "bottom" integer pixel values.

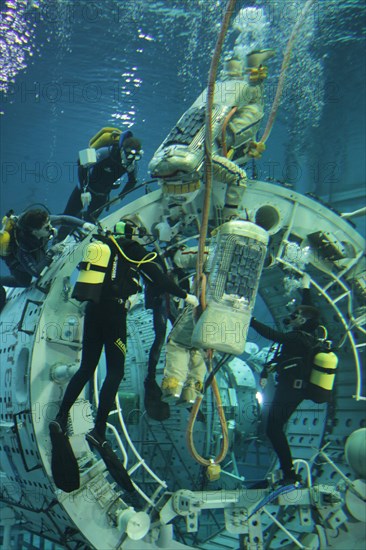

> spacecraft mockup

[{"left": 1, "top": 39, "right": 366, "bottom": 550}]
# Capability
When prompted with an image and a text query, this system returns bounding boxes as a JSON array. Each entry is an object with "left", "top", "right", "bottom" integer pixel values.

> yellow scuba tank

[
  {"left": 308, "top": 348, "right": 338, "bottom": 403},
  {"left": 0, "top": 213, "right": 17, "bottom": 257},
  {"left": 71, "top": 240, "right": 111, "bottom": 303},
  {"left": 89, "top": 127, "right": 122, "bottom": 150}
]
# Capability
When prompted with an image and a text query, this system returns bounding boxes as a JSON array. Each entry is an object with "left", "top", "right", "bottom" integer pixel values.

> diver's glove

[
  {"left": 82, "top": 222, "right": 96, "bottom": 232},
  {"left": 259, "top": 377, "right": 268, "bottom": 389},
  {"left": 81, "top": 192, "right": 92, "bottom": 208},
  {"left": 248, "top": 141, "right": 266, "bottom": 159},
  {"left": 49, "top": 242, "right": 66, "bottom": 256},
  {"left": 185, "top": 293, "right": 199, "bottom": 308},
  {"left": 259, "top": 366, "right": 269, "bottom": 389}
]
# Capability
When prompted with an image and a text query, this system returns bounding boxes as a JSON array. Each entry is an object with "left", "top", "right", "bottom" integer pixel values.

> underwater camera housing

[{"left": 79, "top": 148, "right": 97, "bottom": 167}]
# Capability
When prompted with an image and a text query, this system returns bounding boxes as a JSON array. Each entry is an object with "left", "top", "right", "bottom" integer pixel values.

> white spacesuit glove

[
  {"left": 185, "top": 293, "right": 199, "bottom": 308},
  {"left": 82, "top": 222, "right": 96, "bottom": 232},
  {"left": 81, "top": 192, "right": 92, "bottom": 208}
]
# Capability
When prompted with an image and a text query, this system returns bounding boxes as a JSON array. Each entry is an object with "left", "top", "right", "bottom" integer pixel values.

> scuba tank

[
  {"left": 88, "top": 127, "right": 122, "bottom": 150},
  {"left": 72, "top": 240, "right": 111, "bottom": 303},
  {"left": 0, "top": 211, "right": 17, "bottom": 257},
  {"left": 308, "top": 345, "right": 338, "bottom": 403},
  {"left": 307, "top": 329, "right": 338, "bottom": 403}
]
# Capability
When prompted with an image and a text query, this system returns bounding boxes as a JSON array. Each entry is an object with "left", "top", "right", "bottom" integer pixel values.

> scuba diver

[
  {"left": 50, "top": 219, "right": 199, "bottom": 449},
  {"left": 144, "top": 262, "right": 190, "bottom": 420},
  {"left": 250, "top": 275, "right": 323, "bottom": 485},
  {"left": 59, "top": 129, "right": 143, "bottom": 239},
  {"left": 0, "top": 208, "right": 94, "bottom": 288}
]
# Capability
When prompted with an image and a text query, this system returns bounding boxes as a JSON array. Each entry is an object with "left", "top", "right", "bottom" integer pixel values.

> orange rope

[
  {"left": 260, "top": 0, "right": 317, "bottom": 144},
  {"left": 186, "top": 350, "right": 229, "bottom": 467},
  {"left": 186, "top": 275, "right": 229, "bottom": 466},
  {"left": 196, "top": 0, "right": 238, "bottom": 291},
  {"left": 188, "top": 0, "right": 236, "bottom": 472},
  {"left": 221, "top": 106, "right": 238, "bottom": 158}
]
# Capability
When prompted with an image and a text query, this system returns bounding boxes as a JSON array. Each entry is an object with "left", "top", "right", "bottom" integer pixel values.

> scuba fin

[
  {"left": 86, "top": 432, "right": 135, "bottom": 493},
  {"left": 0, "top": 286, "right": 6, "bottom": 313},
  {"left": 49, "top": 422, "right": 80, "bottom": 493}
]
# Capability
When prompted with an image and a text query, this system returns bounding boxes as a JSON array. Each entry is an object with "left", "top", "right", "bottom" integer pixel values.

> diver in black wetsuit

[
  {"left": 143, "top": 264, "right": 189, "bottom": 420},
  {"left": 0, "top": 208, "right": 94, "bottom": 288},
  {"left": 51, "top": 220, "right": 199, "bottom": 446},
  {"left": 250, "top": 276, "right": 320, "bottom": 485},
  {"left": 59, "top": 131, "right": 142, "bottom": 239}
]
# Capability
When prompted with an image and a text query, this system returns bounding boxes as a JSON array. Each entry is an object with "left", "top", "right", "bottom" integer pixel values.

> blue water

[{"left": 1, "top": 0, "right": 365, "bottom": 222}]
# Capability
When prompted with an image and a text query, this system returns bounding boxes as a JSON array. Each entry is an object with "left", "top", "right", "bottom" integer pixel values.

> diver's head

[
  {"left": 284, "top": 305, "right": 320, "bottom": 332},
  {"left": 20, "top": 209, "right": 55, "bottom": 239},
  {"left": 120, "top": 137, "right": 143, "bottom": 165},
  {"left": 114, "top": 219, "right": 146, "bottom": 239}
]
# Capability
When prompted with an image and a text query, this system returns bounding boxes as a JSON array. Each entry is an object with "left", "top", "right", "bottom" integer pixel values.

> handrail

[{"left": 92, "top": 370, "right": 167, "bottom": 507}]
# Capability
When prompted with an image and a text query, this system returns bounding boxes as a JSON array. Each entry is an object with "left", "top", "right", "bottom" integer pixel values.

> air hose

[
  {"left": 186, "top": 275, "right": 229, "bottom": 471},
  {"left": 259, "top": 0, "right": 317, "bottom": 144},
  {"left": 108, "top": 234, "right": 157, "bottom": 267},
  {"left": 188, "top": 0, "right": 237, "bottom": 474},
  {"left": 186, "top": 349, "right": 229, "bottom": 469}
]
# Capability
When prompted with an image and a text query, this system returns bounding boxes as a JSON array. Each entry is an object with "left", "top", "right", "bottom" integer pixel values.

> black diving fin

[
  {"left": 49, "top": 422, "right": 80, "bottom": 493},
  {"left": 86, "top": 431, "right": 135, "bottom": 493}
]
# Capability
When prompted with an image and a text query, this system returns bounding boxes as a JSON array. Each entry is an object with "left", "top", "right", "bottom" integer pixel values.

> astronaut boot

[
  {"left": 222, "top": 205, "right": 242, "bottom": 221},
  {"left": 176, "top": 380, "right": 204, "bottom": 407},
  {"left": 246, "top": 49, "right": 276, "bottom": 68},
  {"left": 223, "top": 182, "right": 246, "bottom": 221},
  {"left": 222, "top": 57, "right": 244, "bottom": 79},
  {"left": 161, "top": 376, "right": 184, "bottom": 403},
  {"left": 246, "top": 49, "right": 275, "bottom": 82}
]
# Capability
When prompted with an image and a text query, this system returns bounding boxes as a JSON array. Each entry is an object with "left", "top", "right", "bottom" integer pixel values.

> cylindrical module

[{"left": 192, "top": 220, "right": 268, "bottom": 354}]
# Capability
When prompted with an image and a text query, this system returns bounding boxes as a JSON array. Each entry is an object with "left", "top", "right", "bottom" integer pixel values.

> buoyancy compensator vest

[{"left": 72, "top": 239, "right": 111, "bottom": 303}]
